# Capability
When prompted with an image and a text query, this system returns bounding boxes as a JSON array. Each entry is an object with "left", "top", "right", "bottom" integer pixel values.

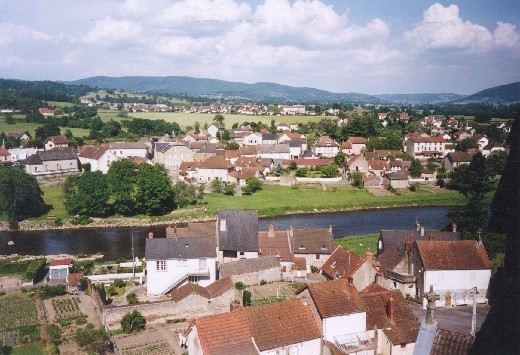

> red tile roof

[
  {"left": 291, "top": 158, "right": 332, "bottom": 167},
  {"left": 293, "top": 257, "right": 307, "bottom": 271},
  {"left": 45, "top": 136, "right": 68, "bottom": 144},
  {"left": 301, "top": 279, "right": 366, "bottom": 318},
  {"left": 360, "top": 289, "right": 420, "bottom": 345},
  {"left": 193, "top": 299, "right": 321, "bottom": 354},
  {"left": 415, "top": 240, "right": 491, "bottom": 270},
  {"left": 321, "top": 246, "right": 366, "bottom": 279},
  {"left": 198, "top": 155, "right": 231, "bottom": 169},
  {"left": 67, "top": 273, "right": 84, "bottom": 287},
  {"left": 49, "top": 258, "right": 73, "bottom": 267},
  {"left": 258, "top": 227, "right": 294, "bottom": 262}
]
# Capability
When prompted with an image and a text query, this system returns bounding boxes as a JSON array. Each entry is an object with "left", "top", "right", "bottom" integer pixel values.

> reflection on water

[{"left": 0, "top": 206, "right": 453, "bottom": 260}]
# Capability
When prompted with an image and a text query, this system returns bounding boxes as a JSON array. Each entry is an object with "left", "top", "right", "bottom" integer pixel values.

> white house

[
  {"left": 153, "top": 142, "right": 195, "bottom": 180},
  {"left": 49, "top": 258, "right": 73, "bottom": 281},
  {"left": 341, "top": 136, "right": 367, "bottom": 156},
  {"left": 405, "top": 136, "right": 447, "bottom": 159},
  {"left": 312, "top": 135, "right": 340, "bottom": 158},
  {"left": 44, "top": 136, "right": 68, "bottom": 151},
  {"left": 8, "top": 148, "right": 43, "bottom": 163},
  {"left": 409, "top": 240, "right": 492, "bottom": 308},
  {"left": 258, "top": 143, "right": 291, "bottom": 161},
  {"left": 443, "top": 152, "right": 473, "bottom": 171},
  {"left": 108, "top": 141, "right": 149, "bottom": 159},
  {"left": 196, "top": 156, "right": 232, "bottom": 183},
  {"left": 25, "top": 149, "right": 80, "bottom": 176},
  {"left": 186, "top": 299, "right": 322, "bottom": 354},
  {"left": 78, "top": 146, "right": 118, "bottom": 174},
  {"left": 145, "top": 235, "right": 217, "bottom": 296}
]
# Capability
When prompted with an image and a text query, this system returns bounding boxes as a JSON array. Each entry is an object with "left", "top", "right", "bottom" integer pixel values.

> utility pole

[
  {"left": 131, "top": 232, "right": 135, "bottom": 281},
  {"left": 471, "top": 286, "right": 478, "bottom": 337}
]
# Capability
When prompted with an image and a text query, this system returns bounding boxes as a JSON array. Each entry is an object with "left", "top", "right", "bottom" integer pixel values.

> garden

[{"left": 0, "top": 293, "right": 40, "bottom": 348}]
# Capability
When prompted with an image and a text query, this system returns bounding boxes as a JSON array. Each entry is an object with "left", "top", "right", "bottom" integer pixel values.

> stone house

[
  {"left": 25, "top": 148, "right": 80, "bottom": 176},
  {"left": 153, "top": 142, "right": 195, "bottom": 180},
  {"left": 185, "top": 299, "right": 322, "bottom": 354},
  {"left": 0, "top": 147, "right": 11, "bottom": 164},
  {"left": 108, "top": 141, "right": 149, "bottom": 159},
  {"left": 78, "top": 145, "right": 117, "bottom": 174},
  {"left": 258, "top": 224, "right": 294, "bottom": 273},
  {"left": 347, "top": 154, "right": 369, "bottom": 173},
  {"left": 443, "top": 152, "right": 472, "bottom": 171},
  {"left": 341, "top": 136, "right": 367, "bottom": 156},
  {"left": 219, "top": 256, "right": 281, "bottom": 286},
  {"left": 321, "top": 246, "right": 377, "bottom": 291},
  {"left": 382, "top": 171, "right": 410, "bottom": 189}
]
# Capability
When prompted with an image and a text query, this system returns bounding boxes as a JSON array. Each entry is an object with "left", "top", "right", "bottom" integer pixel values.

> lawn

[
  {"left": 0, "top": 117, "right": 90, "bottom": 139},
  {"left": 335, "top": 234, "right": 380, "bottom": 257},
  {"left": 40, "top": 184, "right": 67, "bottom": 218}
]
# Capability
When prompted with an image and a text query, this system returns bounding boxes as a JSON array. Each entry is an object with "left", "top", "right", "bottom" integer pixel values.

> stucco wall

[{"left": 229, "top": 267, "right": 281, "bottom": 286}]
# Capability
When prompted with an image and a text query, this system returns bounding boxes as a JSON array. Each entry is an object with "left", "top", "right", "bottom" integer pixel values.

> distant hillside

[
  {"left": 67, "top": 76, "right": 385, "bottom": 105},
  {"left": 453, "top": 82, "right": 520, "bottom": 105},
  {"left": 374, "top": 93, "right": 465, "bottom": 105}
]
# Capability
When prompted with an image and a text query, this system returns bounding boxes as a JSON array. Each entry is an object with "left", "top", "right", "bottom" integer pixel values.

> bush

[
  {"left": 75, "top": 315, "right": 88, "bottom": 325},
  {"left": 121, "top": 310, "right": 146, "bottom": 333},
  {"left": 74, "top": 324, "right": 109, "bottom": 353},
  {"left": 243, "top": 290, "right": 252, "bottom": 307},
  {"left": 71, "top": 215, "right": 92, "bottom": 225},
  {"left": 126, "top": 292, "right": 139, "bottom": 304},
  {"left": 310, "top": 265, "right": 320, "bottom": 273},
  {"left": 40, "top": 284, "right": 67, "bottom": 299},
  {"left": 259, "top": 279, "right": 267, "bottom": 285},
  {"left": 96, "top": 284, "right": 108, "bottom": 305},
  {"left": 24, "top": 258, "right": 47, "bottom": 282},
  {"left": 235, "top": 281, "right": 246, "bottom": 290},
  {"left": 112, "top": 278, "right": 126, "bottom": 288},
  {"left": 105, "top": 285, "right": 118, "bottom": 296},
  {"left": 409, "top": 183, "right": 419, "bottom": 192},
  {"left": 79, "top": 277, "right": 88, "bottom": 291},
  {"left": 53, "top": 217, "right": 63, "bottom": 227}
]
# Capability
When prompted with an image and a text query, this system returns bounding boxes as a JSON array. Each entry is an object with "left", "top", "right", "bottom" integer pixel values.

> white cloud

[
  {"left": 404, "top": 3, "right": 520, "bottom": 52},
  {"left": 62, "top": 50, "right": 80, "bottom": 65},
  {"left": 83, "top": 17, "right": 142, "bottom": 47},
  {"left": 0, "top": 23, "right": 53, "bottom": 45}
]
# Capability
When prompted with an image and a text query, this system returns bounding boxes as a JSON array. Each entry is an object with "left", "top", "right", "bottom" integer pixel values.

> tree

[
  {"left": 409, "top": 159, "right": 423, "bottom": 177},
  {"left": 173, "top": 181, "right": 204, "bottom": 207},
  {"left": 121, "top": 310, "right": 146, "bottom": 333},
  {"left": 295, "top": 167, "right": 308, "bottom": 177},
  {"left": 35, "top": 120, "right": 60, "bottom": 141},
  {"left": 455, "top": 137, "right": 478, "bottom": 152},
  {"left": 486, "top": 150, "right": 508, "bottom": 176},
  {"left": 107, "top": 159, "right": 137, "bottom": 216},
  {"left": 288, "top": 160, "right": 297, "bottom": 170},
  {"left": 135, "top": 164, "right": 174, "bottom": 215},
  {"left": 64, "top": 171, "right": 110, "bottom": 217},
  {"left": 226, "top": 142, "right": 240, "bottom": 150},
  {"left": 0, "top": 166, "right": 48, "bottom": 229},
  {"left": 245, "top": 177, "right": 262, "bottom": 193},
  {"left": 321, "top": 164, "right": 340, "bottom": 178},
  {"left": 73, "top": 324, "right": 109, "bottom": 353},
  {"left": 352, "top": 171, "right": 364, "bottom": 188},
  {"left": 210, "top": 178, "right": 224, "bottom": 193},
  {"left": 223, "top": 183, "right": 236, "bottom": 195},
  {"left": 213, "top": 114, "right": 224, "bottom": 125}
]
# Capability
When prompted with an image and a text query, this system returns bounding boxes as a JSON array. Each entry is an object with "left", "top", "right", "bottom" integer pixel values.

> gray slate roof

[
  {"left": 26, "top": 149, "right": 78, "bottom": 164},
  {"left": 145, "top": 237, "right": 216, "bottom": 260},
  {"left": 259, "top": 144, "right": 290, "bottom": 154},
  {"left": 218, "top": 210, "right": 259, "bottom": 252},
  {"left": 220, "top": 256, "right": 280, "bottom": 277},
  {"left": 377, "top": 229, "right": 459, "bottom": 257}
]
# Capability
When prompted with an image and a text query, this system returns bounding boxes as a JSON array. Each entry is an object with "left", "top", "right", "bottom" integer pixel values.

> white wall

[
  {"left": 323, "top": 312, "right": 366, "bottom": 342},
  {"left": 261, "top": 338, "right": 322, "bottom": 355}
]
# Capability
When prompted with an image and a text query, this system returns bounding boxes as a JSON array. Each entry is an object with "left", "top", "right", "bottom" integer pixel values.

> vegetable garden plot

[
  {"left": 113, "top": 328, "right": 176, "bottom": 355},
  {"left": 0, "top": 294, "right": 40, "bottom": 347},
  {"left": 51, "top": 297, "right": 83, "bottom": 322}
]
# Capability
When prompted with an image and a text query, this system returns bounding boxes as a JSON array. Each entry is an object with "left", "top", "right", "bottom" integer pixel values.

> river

[{"left": 0, "top": 206, "right": 454, "bottom": 260}]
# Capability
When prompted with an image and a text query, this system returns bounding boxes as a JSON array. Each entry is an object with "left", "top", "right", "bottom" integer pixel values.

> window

[
  {"left": 188, "top": 276, "right": 199, "bottom": 283},
  {"left": 156, "top": 260, "right": 167, "bottom": 271},
  {"left": 316, "top": 254, "right": 320, "bottom": 260},
  {"left": 299, "top": 244, "right": 305, "bottom": 250},
  {"left": 220, "top": 218, "right": 227, "bottom": 232}
]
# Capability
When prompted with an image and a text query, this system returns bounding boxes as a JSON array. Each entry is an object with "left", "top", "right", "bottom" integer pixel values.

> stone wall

[
  {"left": 103, "top": 289, "right": 234, "bottom": 330},
  {"left": 229, "top": 267, "right": 281, "bottom": 286}
]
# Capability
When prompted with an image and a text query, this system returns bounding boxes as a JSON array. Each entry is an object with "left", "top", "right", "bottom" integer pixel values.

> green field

[{"left": 0, "top": 115, "right": 90, "bottom": 138}]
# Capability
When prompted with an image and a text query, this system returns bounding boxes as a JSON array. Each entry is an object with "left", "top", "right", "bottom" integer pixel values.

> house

[
  {"left": 78, "top": 145, "right": 117, "bottom": 174},
  {"left": 67, "top": 273, "right": 85, "bottom": 291},
  {"left": 25, "top": 148, "right": 80, "bottom": 176},
  {"left": 360, "top": 288, "right": 420, "bottom": 355},
  {"left": 178, "top": 161, "right": 199, "bottom": 181},
  {"left": 217, "top": 210, "right": 259, "bottom": 262},
  {"left": 276, "top": 122, "right": 290, "bottom": 131},
  {"left": 279, "top": 104, "right": 306, "bottom": 115},
  {"left": 258, "top": 144, "right": 291, "bottom": 161},
  {"left": 38, "top": 107, "right": 55, "bottom": 117},
  {"left": 219, "top": 256, "right": 281, "bottom": 286},
  {"left": 44, "top": 136, "right": 68, "bottom": 151},
  {"left": 8, "top": 148, "right": 43, "bottom": 164},
  {"left": 228, "top": 167, "right": 258, "bottom": 186},
  {"left": 367, "top": 159, "right": 390, "bottom": 177},
  {"left": 473, "top": 135, "right": 489, "bottom": 149},
  {"left": 482, "top": 142, "right": 506, "bottom": 157},
  {"left": 312, "top": 135, "right": 340, "bottom": 158},
  {"left": 0, "top": 147, "right": 11, "bottom": 164},
  {"left": 197, "top": 156, "right": 232, "bottom": 183},
  {"left": 382, "top": 172, "right": 410, "bottom": 189},
  {"left": 185, "top": 299, "right": 322, "bottom": 355},
  {"left": 258, "top": 224, "right": 294, "bottom": 273},
  {"left": 409, "top": 239, "right": 492, "bottom": 308},
  {"left": 390, "top": 160, "right": 411, "bottom": 172},
  {"left": 108, "top": 141, "right": 149, "bottom": 159},
  {"left": 321, "top": 246, "right": 377, "bottom": 291},
  {"left": 262, "top": 133, "right": 278, "bottom": 145},
  {"left": 145, "top": 235, "right": 217, "bottom": 296},
  {"left": 347, "top": 154, "right": 369, "bottom": 173},
  {"left": 7, "top": 131, "right": 30, "bottom": 142},
  {"left": 341, "top": 137, "right": 367, "bottom": 156},
  {"left": 454, "top": 130, "right": 472, "bottom": 141},
  {"left": 405, "top": 136, "right": 447, "bottom": 159},
  {"left": 443, "top": 152, "right": 472, "bottom": 171},
  {"left": 49, "top": 258, "right": 73, "bottom": 281},
  {"left": 154, "top": 142, "right": 195, "bottom": 180},
  {"left": 207, "top": 123, "right": 224, "bottom": 138},
  {"left": 289, "top": 225, "right": 334, "bottom": 270},
  {"left": 243, "top": 132, "right": 262, "bottom": 146},
  {"left": 296, "top": 278, "right": 371, "bottom": 348}
]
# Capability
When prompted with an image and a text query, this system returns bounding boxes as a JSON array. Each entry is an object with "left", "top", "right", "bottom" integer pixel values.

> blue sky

[{"left": 0, "top": 0, "right": 518, "bottom": 95}]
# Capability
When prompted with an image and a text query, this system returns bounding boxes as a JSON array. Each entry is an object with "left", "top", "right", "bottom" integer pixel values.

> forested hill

[
  {"left": 453, "top": 81, "right": 520, "bottom": 105},
  {"left": 68, "top": 76, "right": 384, "bottom": 105},
  {"left": 0, "top": 79, "right": 92, "bottom": 102}
]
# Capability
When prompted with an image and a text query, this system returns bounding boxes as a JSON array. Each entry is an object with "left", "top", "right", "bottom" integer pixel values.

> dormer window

[
  {"left": 331, "top": 261, "right": 337, "bottom": 268},
  {"left": 299, "top": 244, "right": 305, "bottom": 250},
  {"left": 321, "top": 244, "right": 327, "bottom": 250}
]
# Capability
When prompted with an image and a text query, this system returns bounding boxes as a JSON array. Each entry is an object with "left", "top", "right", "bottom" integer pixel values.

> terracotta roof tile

[
  {"left": 377, "top": 247, "right": 405, "bottom": 272},
  {"left": 321, "top": 246, "right": 366, "bottom": 279},
  {"left": 50, "top": 258, "right": 73, "bottom": 267},
  {"left": 171, "top": 282, "right": 209, "bottom": 302},
  {"left": 302, "top": 279, "right": 366, "bottom": 318},
  {"left": 360, "top": 283, "right": 388, "bottom": 293},
  {"left": 79, "top": 145, "right": 110, "bottom": 160},
  {"left": 258, "top": 227, "right": 294, "bottom": 262},
  {"left": 194, "top": 299, "right": 321, "bottom": 353},
  {"left": 360, "top": 289, "right": 420, "bottom": 345},
  {"left": 379, "top": 230, "right": 459, "bottom": 257},
  {"left": 198, "top": 155, "right": 231, "bottom": 169},
  {"left": 293, "top": 257, "right": 307, "bottom": 271},
  {"left": 67, "top": 273, "right": 84, "bottom": 287},
  {"left": 206, "top": 276, "right": 234, "bottom": 298},
  {"left": 431, "top": 328, "right": 475, "bottom": 355},
  {"left": 415, "top": 240, "right": 491, "bottom": 270}
]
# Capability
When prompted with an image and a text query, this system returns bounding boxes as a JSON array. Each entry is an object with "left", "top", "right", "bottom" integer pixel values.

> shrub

[
  {"left": 71, "top": 215, "right": 92, "bottom": 225},
  {"left": 112, "top": 278, "right": 126, "bottom": 288},
  {"left": 126, "top": 292, "right": 139, "bottom": 304},
  {"left": 259, "top": 279, "right": 267, "bottom": 285},
  {"left": 53, "top": 217, "right": 63, "bottom": 227},
  {"left": 24, "top": 258, "right": 46, "bottom": 282},
  {"left": 243, "top": 290, "right": 252, "bottom": 307},
  {"left": 235, "top": 281, "right": 246, "bottom": 290},
  {"left": 409, "top": 183, "right": 419, "bottom": 192},
  {"left": 310, "top": 265, "right": 320, "bottom": 273},
  {"left": 105, "top": 285, "right": 118, "bottom": 296},
  {"left": 75, "top": 315, "right": 88, "bottom": 325},
  {"left": 40, "top": 284, "right": 67, "bottom": 299},
  {"left": 74, "top": 324, "right": 109, "bottom": 353},
  {"left": 121, "top": 310, "right": 146, "bottom": 333},
  {"left": 79, "top": 277, "right": 88, "bottom": 291}
]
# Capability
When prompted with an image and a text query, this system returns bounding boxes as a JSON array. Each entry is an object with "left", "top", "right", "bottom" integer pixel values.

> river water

[{"left": 0, "top": 206, "right": 454, "bottom": 260}]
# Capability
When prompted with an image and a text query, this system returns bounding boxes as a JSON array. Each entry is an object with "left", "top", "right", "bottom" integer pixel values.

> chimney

[
  {"left": 268, "top": 224, "right": 275, "bottom": 238},
  {"left": 347, "top": 275, "right": 354, "bottom": 285},
  {"left": 420, "top": 227, "right": 425, "bottom": 237},
  {"left": 415, "top": 218, "right": 420, "bottom": 231},
  {"left": 387, "top": 295, "right": 394, "bottom": 322},
  {"left": 365, "top": 250, "right": 373, "bottom": 262},
  {"left": 405, "top": 239, "right": 413, "bottom": 254},
  {"left": 452, "top": 223, "right": 457, "bottom": 233},
  {"left": 428, "top": 234, "right": 434, "bottom": 241},
  {"left": 148, "top": 232, "right": 154, "bottom": 239}
]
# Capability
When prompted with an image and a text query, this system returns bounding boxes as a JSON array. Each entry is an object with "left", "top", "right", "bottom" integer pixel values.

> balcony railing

[{"left": 385, "top": 269, "right": 416, "bottom": 283}]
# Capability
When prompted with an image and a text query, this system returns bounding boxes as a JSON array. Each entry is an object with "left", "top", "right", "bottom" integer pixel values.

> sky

[{"left": 0, "top": 0, "right": 519, "bottom": 95}]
